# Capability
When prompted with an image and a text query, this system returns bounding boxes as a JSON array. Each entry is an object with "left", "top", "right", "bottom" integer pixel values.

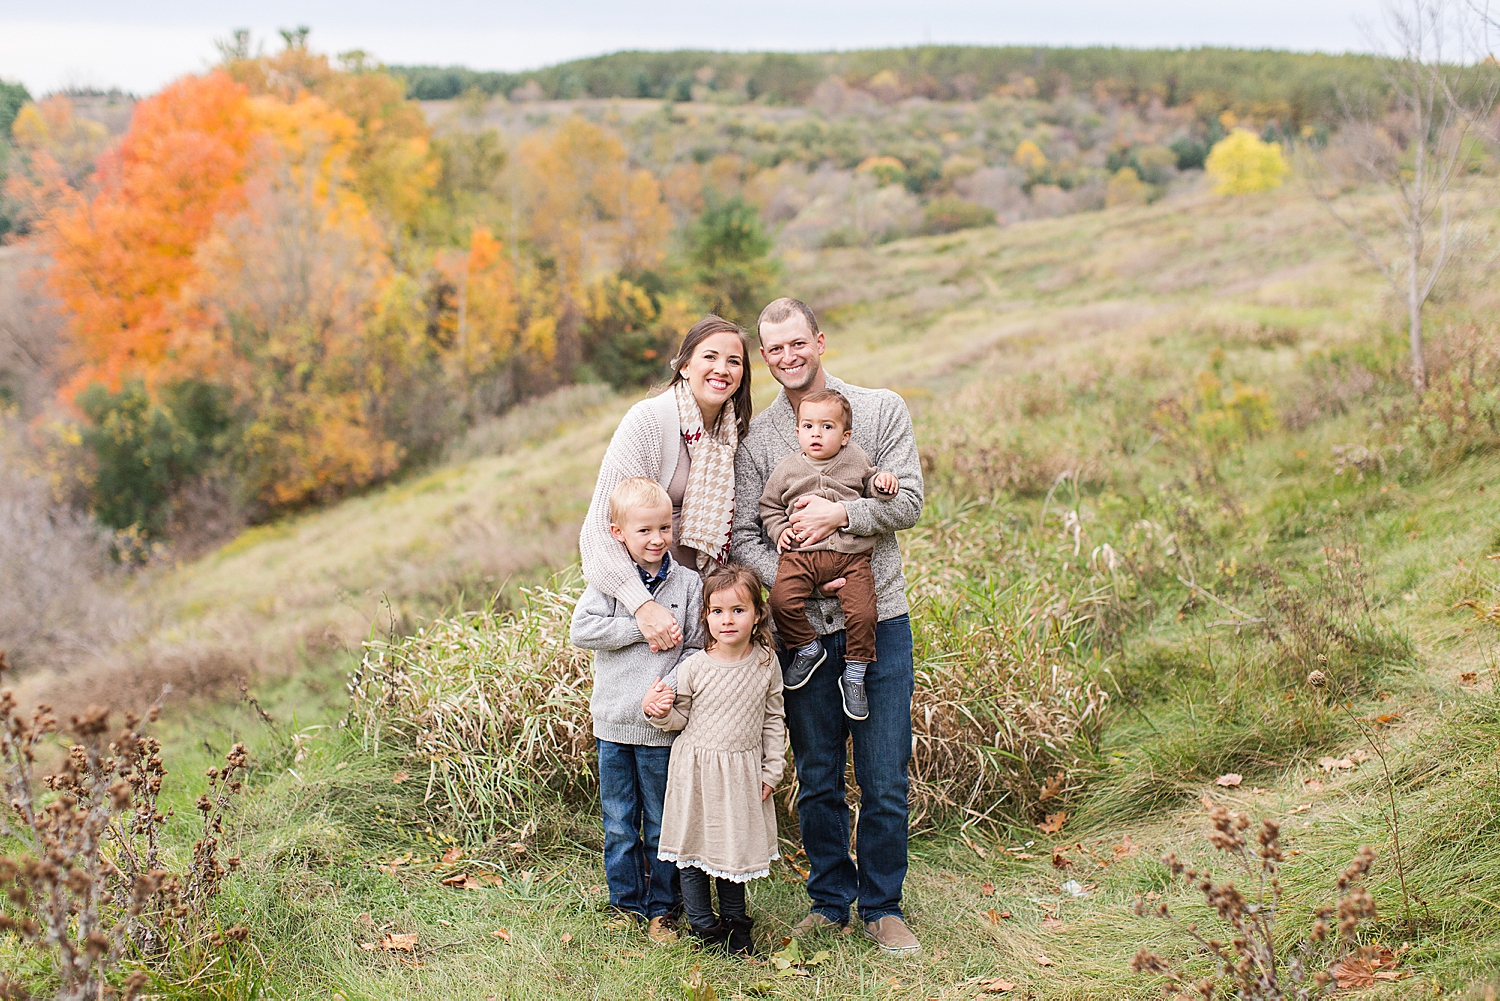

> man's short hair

[
  {"left": 798, "top": 388, "right": 853, "bottom": 430},
  {"left": 757, "top": 297, "right": 819, "bottom": 337},
  {"left": 609, "top": 476, "right": 671, "bottom": 525}
]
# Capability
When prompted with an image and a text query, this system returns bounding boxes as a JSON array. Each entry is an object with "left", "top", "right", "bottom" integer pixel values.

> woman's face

[{"left": 680, "top": 331, "right": 744, "bottom": 413}]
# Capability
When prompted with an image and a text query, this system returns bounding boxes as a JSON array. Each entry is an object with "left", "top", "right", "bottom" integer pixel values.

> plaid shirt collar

[{"left": 636, "top": 552, "right": 673, "bottom": 593}]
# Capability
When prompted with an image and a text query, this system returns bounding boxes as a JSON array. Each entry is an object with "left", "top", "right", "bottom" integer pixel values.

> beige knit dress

[{"left": 651, "top": 646, "right": 786, "bottom": 881}]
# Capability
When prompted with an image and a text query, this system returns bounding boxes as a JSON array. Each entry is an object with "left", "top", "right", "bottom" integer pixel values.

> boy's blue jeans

[
  {"left": 781, "top": 615, "right": 914, "bottom": 925},
  {"left": 596, "top": 738, "right": 680, "bottom": 919}
]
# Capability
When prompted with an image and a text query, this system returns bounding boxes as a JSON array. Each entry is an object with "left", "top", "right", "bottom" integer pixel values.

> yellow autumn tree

[{"left": 1205, "top": 130, "right": 1288, "bottom": 195}]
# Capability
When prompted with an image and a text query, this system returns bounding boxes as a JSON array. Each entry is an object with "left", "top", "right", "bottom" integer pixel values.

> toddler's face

[
  {"left": 609, "top": 502, "right": 674, "bottom": 568},
  {"left": 705, "top": 584, "right": 756, "bottom": 647},
  {"left": 797, "top": 400, "right": 852, "bottom": 460}
]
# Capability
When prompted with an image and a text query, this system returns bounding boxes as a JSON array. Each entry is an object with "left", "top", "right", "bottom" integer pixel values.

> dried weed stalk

[
  {"left": 1132, "top": 804, "right": 1384, "bottom": 1001},
  {"left": 0, "top": 651, "right": 247, "bottom": 999}
]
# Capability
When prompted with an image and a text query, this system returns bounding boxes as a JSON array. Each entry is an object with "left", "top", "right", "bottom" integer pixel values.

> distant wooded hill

[{"left": 391, "top": 46, "right": 1389, "bottom": 126}]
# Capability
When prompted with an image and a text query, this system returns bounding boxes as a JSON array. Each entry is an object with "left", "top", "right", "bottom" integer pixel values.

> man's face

[{"left": 759, "top": 315, "right": 824, "bottom": 391}]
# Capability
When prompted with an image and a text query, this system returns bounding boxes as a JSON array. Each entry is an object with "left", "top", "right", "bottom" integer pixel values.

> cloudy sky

[{"left": 1, "top": 0, "right": 1393, "bottom": 97}]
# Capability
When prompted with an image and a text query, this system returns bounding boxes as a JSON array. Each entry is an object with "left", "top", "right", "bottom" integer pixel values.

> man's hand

[
  {"left": 872, "top": 471, "right": 899, "bottom": 495},
  {"left": 776, "top": 526, "right": 797, "bottom": 553},
  {"left": 635, "top": 600, "right": 682, "bottom": 653},
  {"left": 788, "top": 494, "right": 849, "bottom": 546},
  {"left": 642, "top": 679, "right": 675, "bottom": 718},
  {"left": 761, "top": 783, "right": 774, "bottom": 802},
  {"left": 815, "top": 577, "right": 846, "bottom": 597}
]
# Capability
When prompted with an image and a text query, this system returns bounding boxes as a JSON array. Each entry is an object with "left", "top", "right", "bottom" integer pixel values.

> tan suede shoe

[
  {"left": 646, "top": 915, "right": 678, "bottom": 943},
  {"left": 864, "top": 915, "right": 921, "bottom": 955},
  {"left": 791, "top": 912, "right": 841, "bottom": 938}
]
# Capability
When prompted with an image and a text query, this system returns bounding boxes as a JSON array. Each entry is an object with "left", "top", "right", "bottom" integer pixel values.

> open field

[{"left": 6, "top": 176, "right": 1500, "bottom": 999}]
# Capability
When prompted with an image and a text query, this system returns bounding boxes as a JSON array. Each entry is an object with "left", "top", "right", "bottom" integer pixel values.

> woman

[{"left": 580, "top": 315, "right": 753, "bottom": 652}]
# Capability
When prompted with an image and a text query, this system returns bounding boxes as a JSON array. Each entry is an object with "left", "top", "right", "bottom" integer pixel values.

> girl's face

[
  {"left": 706, "top": 584, "right": 757, "bottom": 648},
  {"left": 680, "top": 331, "right": 744, "bottom": 413}
]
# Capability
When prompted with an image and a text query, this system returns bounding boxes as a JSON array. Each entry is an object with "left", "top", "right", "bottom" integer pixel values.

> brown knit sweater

[{"left": 758, "top": 443, "right": 889, "bottom": 556}]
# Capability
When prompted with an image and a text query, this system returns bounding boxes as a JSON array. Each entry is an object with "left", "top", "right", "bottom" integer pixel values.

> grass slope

[{"left": 10, "top": 181, "right": 1500, "bottom": 999}]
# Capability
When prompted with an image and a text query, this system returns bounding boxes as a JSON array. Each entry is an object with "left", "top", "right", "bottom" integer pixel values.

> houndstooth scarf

[{"left": 673, "top": 379, "right": 738, "bottom": 569}]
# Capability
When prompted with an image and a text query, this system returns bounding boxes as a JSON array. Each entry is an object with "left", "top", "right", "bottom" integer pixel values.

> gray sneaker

[
  {"left": 864, "top": 915, "right": 921, "bottom": 955},
  {"left": 783, "top": 642, "right": 826, "bottom": 690},
  {"left": 791, "top": 912, "right": 843, "bottom": 938},
  {"left": 839, "top": 676, "right": 869, "bottom": 720}
]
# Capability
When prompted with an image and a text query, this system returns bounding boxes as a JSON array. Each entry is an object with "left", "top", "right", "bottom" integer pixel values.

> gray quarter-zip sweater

[
  {"left": 571, "top": 560, "right": 704, "bottom": 746},
  {"left": 732, "top": 374, "right": 924, "bottom": 635}
]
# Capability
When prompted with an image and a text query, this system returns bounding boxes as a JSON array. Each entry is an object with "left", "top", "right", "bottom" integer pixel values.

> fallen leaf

[
  {"left": 984, "top": 908, "right": 1011, "bottom": 923},
  {"left": 441, "top": 845, "right": 462, "bottom": 864},
  {"left": 373, "top": 932, "right": 417, "bottom": 952},
  {"left": 1215, "top": 773, "right": 1243, "bottom": 787},
  {"left": 1034, "top": 954, "right": 1054, "bottom": 967},
  {"left": 1050, "top": 849, "right": 1073, "bottom": 870},
  {"left": 1012, "top": 852, "right": 1039, "bottom": 860},
  {"left": 1318, "top": 756, "right": 1355, "bottom": 772},
  {"left": 560, "top": 933, "right": 573, "bottom": 944},
  {"left": 983, "top": 979, "right": 1016, "bottom": 993},
  {"left": 1373, "top": 971, "right": 1411, "bottom": 982},
  {"left": 1041, "top": 916, "right": 1065, "bottom": 932},
  {"left": 491, "top": 928, "right": 511, "bottom": 942},
  {"left": 1460, "top": 671, "right": 1478, "bottom": 685},
  {"left": 1113, "top": 835, "right": 1138, "bottom": 858},
  {"left": 1039, "top": 772, "right": 1064, "bottom": 802},
  {"left": 392, "top": 771, "right": 409, "bottom": 784},
  {"left": 1350, "top": 749, "right": 1371, "bottom": 764},
  {"left": 441, "top": 873, "right": 482, "bottom": 890},
  {"left": 1375, "top": 713, "right": 1401, "bottom": 725},
  {"left": 1038, "top": 812, "right": 1067, "bottom": 835},
  {"left": 1144, "top": 891, "right": 1161, "bottom": 902},
  {"left": 1303, "top": 777, "right": 1324, "bottom": 792},
  {"left": 356, "top": 912, "right": 374, "bottom": 927},
  {"left": 980, "top": 881, "right": 995, "bottom": 896},
  {"left": 1330, "top": 958, "right": 1375, "bottom": 989},
  {"left": 1292, "top": 804, "right": 1311, "bottom": 813}
]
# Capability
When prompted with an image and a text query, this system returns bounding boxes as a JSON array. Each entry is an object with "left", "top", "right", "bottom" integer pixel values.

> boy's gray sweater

[{"left": 571, "top": 561, "right": 703, "bottom": 746}]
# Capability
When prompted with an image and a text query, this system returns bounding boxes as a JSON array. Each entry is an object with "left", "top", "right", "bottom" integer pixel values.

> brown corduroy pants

[{"left": 769, "top": 550, "right": 878, "bottom": 663}]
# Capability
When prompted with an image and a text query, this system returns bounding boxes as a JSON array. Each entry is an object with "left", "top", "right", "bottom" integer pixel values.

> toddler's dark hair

[
  {"left": 798, "top": 388, "right": 853, "bottom": 431},
  {"left": 699, "top": 563, "right": 775, "bottom": 651}
]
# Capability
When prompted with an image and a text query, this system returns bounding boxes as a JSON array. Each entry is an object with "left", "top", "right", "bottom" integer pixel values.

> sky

[{"left": 0, "top": 0, "right": 1394, "bottom": 98}]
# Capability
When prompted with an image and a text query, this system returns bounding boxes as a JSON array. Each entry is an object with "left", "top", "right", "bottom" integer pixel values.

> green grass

[{"left": 9, "top": 179, "right": 1500, "bottom": 998}]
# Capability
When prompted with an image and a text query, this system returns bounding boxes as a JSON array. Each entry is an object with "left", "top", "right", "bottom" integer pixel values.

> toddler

[
  {"left": 571, "top": 477, "right": 702, "bottom": 943},
  {"left": 642, "top": 564, "right": 785, "bottom": 958},
  {"left": 758, "top": 388, "right": 897, "bottom": 720}
]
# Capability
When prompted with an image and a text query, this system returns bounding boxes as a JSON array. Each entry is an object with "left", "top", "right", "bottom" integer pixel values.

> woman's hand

[
  {"left": 635, "top": 600, "right": 682, "bottom": 652},
  {"left": 642, "top": 679, "right": 675, "bottom": 718},
  {"left": 761, "top": 783, "right": 774, "bottom": 802}
]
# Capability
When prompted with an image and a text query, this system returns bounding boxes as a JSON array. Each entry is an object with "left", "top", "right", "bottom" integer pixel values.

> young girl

[{"left": 642, "top": 564, "right": 785, "bottom": 957}]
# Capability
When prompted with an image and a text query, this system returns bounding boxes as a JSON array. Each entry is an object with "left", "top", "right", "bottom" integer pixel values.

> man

[{"left": 731, "top": 296, "right": 924, "bottom": 955}]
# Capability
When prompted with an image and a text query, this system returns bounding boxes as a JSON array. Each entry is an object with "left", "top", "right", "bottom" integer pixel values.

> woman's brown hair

[
  {"left": 699, "top": 563, "right": 774, "bottom": 651},
  {"left": 669, "top": 315, "right": 752, "bottom": 441}
]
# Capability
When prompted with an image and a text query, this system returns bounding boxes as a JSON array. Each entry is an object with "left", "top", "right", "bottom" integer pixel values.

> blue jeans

[
  {"left": 596, "top": 739, "right": 680, "bottom": 919},
  {"left": 781, "top": 615, "right": 914, "bottom": 924}
]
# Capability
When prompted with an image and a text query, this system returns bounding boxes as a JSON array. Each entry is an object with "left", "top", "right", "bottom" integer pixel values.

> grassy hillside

[{"left": 7, "top": 177, "right": 1500, "bottom": 999}]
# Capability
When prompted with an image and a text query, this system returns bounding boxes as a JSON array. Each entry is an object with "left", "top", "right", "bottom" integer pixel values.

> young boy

[
  {"left": 759, "top": 388, "right": 898, "bottom": 721},
  {"left": 571, "top": 477, "right": 703, "bottom": 943}
]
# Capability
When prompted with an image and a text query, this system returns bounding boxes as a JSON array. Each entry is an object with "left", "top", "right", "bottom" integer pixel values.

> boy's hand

[
  {"left": 776, "top": 526, "right": 797, "bottom": 553},
  {"left": 642, "top": 679, "right": 675, "bottom": 718},
  {"left": 761, "top": 783, "right": 774, "bottom": 802},
  {"left": 873, "top": 471, "right": 899, "bottom": 495}
]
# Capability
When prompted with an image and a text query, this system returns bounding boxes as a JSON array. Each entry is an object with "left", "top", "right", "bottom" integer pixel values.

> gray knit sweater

[
  {"left": 571, "top": 560, "right": 704, "bottom": 746},
  {"left": 732, "top": 374, "right": 924, "bottom": 634}
]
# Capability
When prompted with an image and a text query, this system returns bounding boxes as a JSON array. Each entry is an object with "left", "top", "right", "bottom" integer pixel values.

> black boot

[
  {"left": 686, "top": 918, "right": 728, "bottom": 952},
  {"left": 723, "top": 915, "right": 755, "bottom": 958}
]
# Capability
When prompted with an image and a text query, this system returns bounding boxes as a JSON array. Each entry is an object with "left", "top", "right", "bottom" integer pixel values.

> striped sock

[{"left": 844, "top": 660, "right": 867, "bottom": 685}]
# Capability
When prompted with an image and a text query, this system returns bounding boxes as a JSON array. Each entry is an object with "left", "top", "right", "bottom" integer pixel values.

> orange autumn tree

[{"left": 31, "top": 72, "right": 257, "bottom": 398}]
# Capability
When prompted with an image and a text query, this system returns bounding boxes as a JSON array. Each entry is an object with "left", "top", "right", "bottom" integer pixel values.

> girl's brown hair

[
  {"left": 669, "top": 315, "right": 752, "bottom": 441},
  {"left": 699, "top": 563, "right": 774, "bottom": 651}
]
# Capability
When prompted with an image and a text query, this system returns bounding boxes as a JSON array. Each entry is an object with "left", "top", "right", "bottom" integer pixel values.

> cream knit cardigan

[{"left": 580, "top": 389, "right": 684, "bottom": 614}]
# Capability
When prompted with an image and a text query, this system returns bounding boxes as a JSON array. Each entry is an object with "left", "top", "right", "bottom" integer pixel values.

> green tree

[
  {"left": 77, "top": 380, "right": 232, "bottom": 536},
  {"left": 685, "top": 196, "right": 779, "bottom": 327},
  {"left": 0, "top": 78, "right": 32, "bottom": 239}
]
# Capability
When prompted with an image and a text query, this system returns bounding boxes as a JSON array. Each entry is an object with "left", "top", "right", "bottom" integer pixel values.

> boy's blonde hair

[{"left": 609, "top": 476, "right": 671, "bottom": 525}]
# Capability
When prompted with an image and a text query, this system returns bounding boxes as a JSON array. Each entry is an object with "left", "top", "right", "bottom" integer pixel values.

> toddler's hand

[
  {"left": 761, "top": 783, "right": 774, "bottom": 802},
  {"left": 641, "top": 679, "right": 675, "bottom": 718},
  {"left": 873, "top": 471, "right": 899, "bottom": 495},
  {"left": 777, "top": 526, "right": 796, "bottom": 553}
]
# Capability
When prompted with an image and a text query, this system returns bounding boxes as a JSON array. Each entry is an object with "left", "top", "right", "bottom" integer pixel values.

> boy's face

[
  {"left": 797, "top": 400, "right": 852, "bottom": 459},
  {"left": 609, "top": 502, "right": 674, "bottom": 570}
]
